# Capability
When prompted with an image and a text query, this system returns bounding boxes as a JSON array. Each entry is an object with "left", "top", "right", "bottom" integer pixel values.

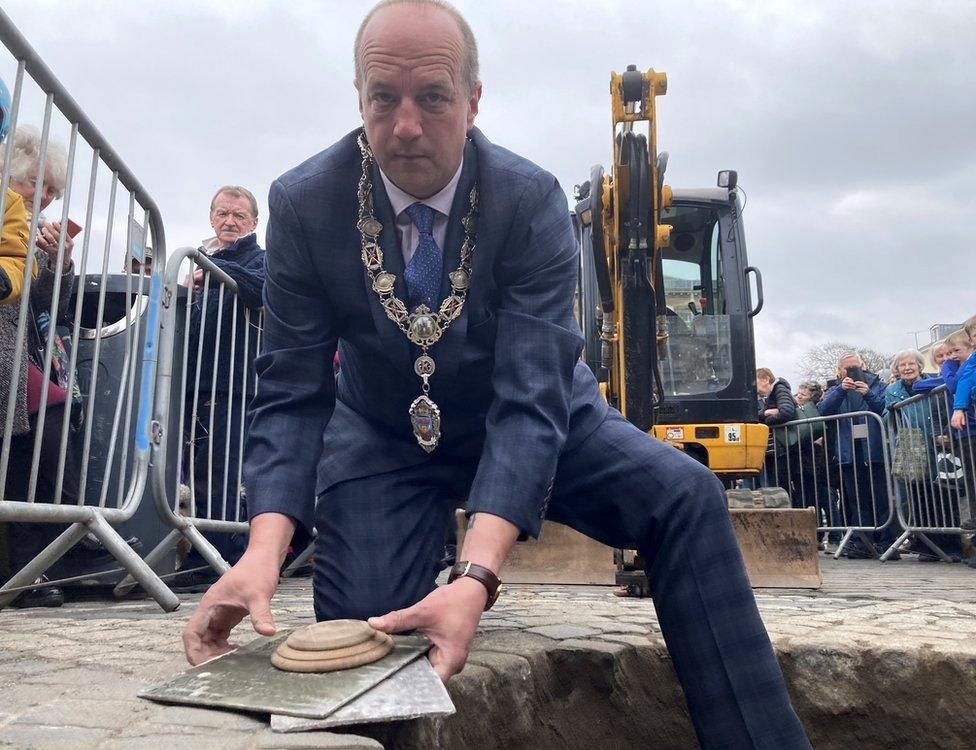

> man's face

[
  {"left": 837, "top": 356, "right": 861, "bottom": 380},
  {"left": 357, "top": 6, "right": 481, "bottom": 199},
  {"left": 210, "top": 193, "right": 256, "bottom": 248}
]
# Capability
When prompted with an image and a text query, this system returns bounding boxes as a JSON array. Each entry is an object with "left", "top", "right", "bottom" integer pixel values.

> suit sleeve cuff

[{"left": 247, "top": 495, "right": 314, "bottom": 537}]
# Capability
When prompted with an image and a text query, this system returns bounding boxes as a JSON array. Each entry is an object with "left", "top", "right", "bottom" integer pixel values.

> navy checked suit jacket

[{"left": 244, "top": 128, "right": 607, "bottom": 538}]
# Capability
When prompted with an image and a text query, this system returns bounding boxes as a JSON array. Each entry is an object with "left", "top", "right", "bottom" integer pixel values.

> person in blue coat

[
  {"left": 819, "top": 352, "right": 897, "bottom": 557},
  {"left": 171, "top": 186, "right": 265, "bottom": 592},
  {"left": 884, "top": 350, "right": 964, "bottom": 560},
  {"left": 180, "top": 4, "right": 811, "bottom": 747},
  {"left": 944, "top": 328, "right": 976, "bottom": 533},
  {"left": 949, "top": 321, "right": 976, "bottom": 433}
]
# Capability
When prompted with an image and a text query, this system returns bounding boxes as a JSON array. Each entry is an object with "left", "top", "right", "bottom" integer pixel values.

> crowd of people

[
  {"left": 0, "top": 67, "right": 274, "bottom": 605},
  {"left": 757, "top": 319, "right": 976, "bottom": 566}
]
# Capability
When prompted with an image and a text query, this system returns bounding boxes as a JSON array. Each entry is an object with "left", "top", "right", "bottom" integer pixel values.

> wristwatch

[{"left": 448, "top": 561, "right": 502, "bottom": 611}]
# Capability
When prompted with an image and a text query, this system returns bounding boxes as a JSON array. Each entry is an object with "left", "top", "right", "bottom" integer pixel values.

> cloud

[{"left": 2, "top": 0, "right": 973, "bottom": 389}]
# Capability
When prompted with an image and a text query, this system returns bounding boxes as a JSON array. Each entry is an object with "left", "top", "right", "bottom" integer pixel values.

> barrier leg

[
  {"left": 855, "top": 530, "right": 880, "bottom": 558},
  {"left": 833, "top": 528, "right": 854, "bottom": 559},
  {"left": 0, "top": 522, "right": 89, "bottom": 609},
  {"left": 915, "top": 531, "right": 954, "bottom": 563},
  {"left": 880, "top": 529, "right": 911, "bottom": 562},
  {"left": 183, "top": 524, "right": 231, "bottom": 576},
  {"left": 113, "top": 527, "right": 182, "bottom": 598},
  {"left": 86, "top": 514, "right": 180, "bottom": 612},
  {"left": 281, "top": 539, "right": 315, "bottom": 578}
]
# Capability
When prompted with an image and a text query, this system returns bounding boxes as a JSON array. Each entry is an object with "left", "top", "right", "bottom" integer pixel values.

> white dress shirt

[{"left": 379, "top": 159, "right": 463, "bottom": 266}]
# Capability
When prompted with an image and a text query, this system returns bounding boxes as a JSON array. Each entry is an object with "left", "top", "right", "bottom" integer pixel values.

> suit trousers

[{"left": 313, "top": 410, "right": 810, "bottom": 749}]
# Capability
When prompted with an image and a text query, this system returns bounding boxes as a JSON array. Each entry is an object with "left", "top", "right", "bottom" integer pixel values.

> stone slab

[{"left": 140, "top": 633, "right": 429, "bottom": 719}]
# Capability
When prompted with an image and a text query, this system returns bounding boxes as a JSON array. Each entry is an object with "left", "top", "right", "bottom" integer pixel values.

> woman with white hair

[
  {"left": 0, "top": 125, "right": 74, "bottom": 261},
  {"left": 884, "top": 349, "right": 964, "bottom": 561},
  {"left": 0, "top": 126, "right": 78, "bottom": 607},
  {"left": 883, "top": 349, "right": 929, "bottom": 421}
]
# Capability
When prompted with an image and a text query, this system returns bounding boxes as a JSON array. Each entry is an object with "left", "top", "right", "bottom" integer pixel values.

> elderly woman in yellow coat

[
  {"left": 0, "top": 75, "right": 30, "bottom": 304},
  {"left": 0, "top": 186, "right": 30, "bottom": 304}
]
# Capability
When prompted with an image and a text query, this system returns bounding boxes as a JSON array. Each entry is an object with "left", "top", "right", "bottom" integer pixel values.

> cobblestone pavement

[{"left": 0, "top": 556, "right": 973, "bottom": 749}]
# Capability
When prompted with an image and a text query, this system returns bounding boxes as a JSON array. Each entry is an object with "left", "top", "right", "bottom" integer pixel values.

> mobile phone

[
  {"left": 66, "top": 218, "right": 83, "bottom": 238},
  {"left": 846, "top": 366, "right": 864, "bottom": 382}
]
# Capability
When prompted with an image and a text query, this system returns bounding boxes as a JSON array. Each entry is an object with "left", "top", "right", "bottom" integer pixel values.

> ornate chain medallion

[{"left": 356, "top": 131, "right": 478, "bottom": 453}]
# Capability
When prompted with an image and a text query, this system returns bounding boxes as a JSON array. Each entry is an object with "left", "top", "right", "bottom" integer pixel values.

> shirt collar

[
  {"left": 200, "top": 236, "right": 225, "bottom": 255},
  {"left": 200, "top": 232, "right": 255, "bottom": 255},
  {"left": 379, "top": 158, "right": 464, "bottom": 220}
]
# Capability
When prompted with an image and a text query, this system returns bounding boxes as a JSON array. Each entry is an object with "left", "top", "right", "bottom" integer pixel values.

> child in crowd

[
  {"left": 949, "top": 318, "right": 976, "bottom": 432},
  {"left": 944, "top": 325, "right": 976, "bottom": 541}
]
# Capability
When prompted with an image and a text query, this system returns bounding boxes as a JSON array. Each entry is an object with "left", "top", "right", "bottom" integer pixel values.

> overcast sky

[{"left": 2, "top": 0, "right": 974, "bottom": 386}]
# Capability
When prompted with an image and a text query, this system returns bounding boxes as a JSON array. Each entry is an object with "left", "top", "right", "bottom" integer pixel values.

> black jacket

[
  {"left": 760, "top": 378, "right": 796, "bottom": 426},
  {"left": 186, "top": 233, "right": 265, "bottom": 396}
]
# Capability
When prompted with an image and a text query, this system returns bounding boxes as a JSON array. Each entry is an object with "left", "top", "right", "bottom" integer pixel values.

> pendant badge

[{"left": 409, "top": 395, "right": 442, "bottom": 453}]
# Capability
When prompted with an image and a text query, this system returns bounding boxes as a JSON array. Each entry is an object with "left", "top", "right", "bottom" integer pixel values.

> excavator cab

[
  {"left": 652, "top": 186, "right": 770, "bottom": 474},
  {"left": 577, "top": 171, "right": 767, "bottom": 477}
]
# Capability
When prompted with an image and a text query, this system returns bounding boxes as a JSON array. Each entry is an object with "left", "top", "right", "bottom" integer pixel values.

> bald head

[{"left": 354, "top": 0, "right": 479, "bottom": 94}]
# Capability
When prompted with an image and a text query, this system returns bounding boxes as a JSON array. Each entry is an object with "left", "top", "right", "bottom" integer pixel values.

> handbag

[
  {"left": 25, "top": 299, "right": 84, "bottom": 429},
  {"left": 891, "top": 427, "right": 930, "bottom": 481}
]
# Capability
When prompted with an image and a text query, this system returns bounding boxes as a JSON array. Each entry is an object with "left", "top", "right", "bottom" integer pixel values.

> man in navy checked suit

[{"left": 183, "top": 1, "right": 810, "bottom": 746}]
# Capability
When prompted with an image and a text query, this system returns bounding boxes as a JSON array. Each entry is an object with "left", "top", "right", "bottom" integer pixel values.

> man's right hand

[
  {"left": 182, "top": 512, "right": 296, "bottom": 665},
  {"left": 182, "top": 547, "right": 281, "bottom": 665}
]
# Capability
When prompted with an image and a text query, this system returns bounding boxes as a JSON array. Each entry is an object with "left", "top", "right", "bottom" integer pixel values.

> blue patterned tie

[{"left": 403, "top": 202, "right": 442, "bottom": 311}]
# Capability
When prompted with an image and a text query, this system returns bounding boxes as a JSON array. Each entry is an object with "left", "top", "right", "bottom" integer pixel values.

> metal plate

[
  {"left": 140, "top": 634, "right": 429, "bottom": 719},
  {"left": 271, "top": 657, "right": 454, "bottom": 733}
]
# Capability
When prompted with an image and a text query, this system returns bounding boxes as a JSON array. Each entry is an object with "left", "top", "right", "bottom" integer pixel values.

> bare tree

[{"left": 798, "top": 341, "right": 892, "bottom": 384}]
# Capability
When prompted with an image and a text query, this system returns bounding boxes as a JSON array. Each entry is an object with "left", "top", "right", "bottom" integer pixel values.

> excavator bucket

[
  {"left": 455, "top": 513, "right": 616, "bottom": 585},
  {"left": 455, "top": 501, "right": 820, "bottom": 590},
  {"left": 729, "top": 507, "right": 822, "bottom": 589}
]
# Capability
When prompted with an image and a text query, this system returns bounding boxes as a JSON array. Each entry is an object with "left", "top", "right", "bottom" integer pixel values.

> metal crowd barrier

[
  {"left": 114, "top": 247, "right": 262, "bottom": 595},
  {"left": 765, "top": 411, "right": 896, "bottom": 559},
  {"left": 885, "top": 385, "right": 974, "bottom": 561},
  {"left": 0, "top": 10, "right": 177, "bottom": 610}
]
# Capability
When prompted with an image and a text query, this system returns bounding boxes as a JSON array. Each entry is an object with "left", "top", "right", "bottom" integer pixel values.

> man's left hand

[
  {"left": 853, "top": 380, "right": 869, "bottom": 395},
  {"left": 368, "top": 576, "right": 488, "bottom": 682}
]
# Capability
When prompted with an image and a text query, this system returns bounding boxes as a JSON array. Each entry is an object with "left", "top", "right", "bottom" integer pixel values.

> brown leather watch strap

[{"left": 448, "top": 561, "right": 502, "bottom": 611}]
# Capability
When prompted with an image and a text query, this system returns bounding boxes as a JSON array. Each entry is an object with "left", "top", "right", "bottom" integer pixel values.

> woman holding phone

[{"left": 0, "top": 126, "right": 78, "bottom": 607}]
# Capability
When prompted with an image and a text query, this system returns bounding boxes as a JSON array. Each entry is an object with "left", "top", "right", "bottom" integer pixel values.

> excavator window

[{"left": 658, "top": 205, "right": 734, "bottom": 396}]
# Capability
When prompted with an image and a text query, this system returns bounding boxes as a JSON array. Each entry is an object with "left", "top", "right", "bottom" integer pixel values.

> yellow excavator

[
  {"left": 494, "top": 66, "right": 820, "bottom": 593},
  {"left": 571, "top": 65, "right": 820, "bottom": 593}
]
